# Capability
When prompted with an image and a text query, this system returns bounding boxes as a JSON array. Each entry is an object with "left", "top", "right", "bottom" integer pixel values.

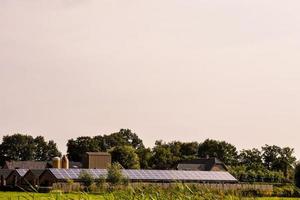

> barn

[
  {"left": 5, "top": 169, "right": 28, "bottom": 187},
  {"left": 0, "top": 169, "right": 13, "bottom": 187},
  {"left": 39, "top": 168, "right": 237, "bottom": 186},
  {"left": 22, "top": 169, "right": 45, "bottom": 187}
]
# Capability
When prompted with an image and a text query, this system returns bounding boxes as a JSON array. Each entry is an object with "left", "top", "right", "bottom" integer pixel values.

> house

[
  {"left": 3, "top": 161, "right": 52, "bottom": 169},
  {"left": 5, "top": 169, "right": 28, "bottom": 187},
  {"left": 0, "top": 169, "right": 13, "bottom": 187},
  {"left": 22, "top": 169, "right": 45, "bottom": 187},
  {"left": 177, "top": 158, "right": 228, "bottom": 171}
]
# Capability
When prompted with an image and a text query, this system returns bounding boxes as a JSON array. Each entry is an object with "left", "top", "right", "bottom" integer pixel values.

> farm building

[
  {"left": 82, "top": 152, "right": 111, "bottom": 169},
  {"left": 38, "top": 168, "right": 237, "bottom": 186},
  {"left": 0, "top": 169, "right": 13, "bottom": 187},
  {"left": 22, "top": 169, "right": 45, "bottom": 187},
  {"left": 3, "top": 161, "right": 51, "bottom": 169},
  {"left": 177, "top": 158, "right": 227, "bottom": 171},
  {"left": 6, "top": 169, "right": 28, "bottom": 187}
]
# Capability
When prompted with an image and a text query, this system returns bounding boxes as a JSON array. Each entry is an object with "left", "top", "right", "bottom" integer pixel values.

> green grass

[{"left": 0, "top": 192, "right": 298, "bottom": 200}]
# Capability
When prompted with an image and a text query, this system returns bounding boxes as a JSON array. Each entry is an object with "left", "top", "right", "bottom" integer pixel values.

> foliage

[
  {"left": 110, "top": 145, "right": 140, "bottom": 169},
  {"left": 67, "top": 129, "right": 144, "bottom": 162},
  {"left": 107, "top": 163, "right": 126, "bottom": 185},
  {"left": 262, "top": 145, "right": 296, "bottom": 178},
  {"left": 67, "top": 136, "right": 101, "bottom": 162},
  {"left": 229, "top": 165, "right": 285, "bottom": 183},
  {"left": 295, "top": 162, "right": 300, "bottom": 188},
  {"left": 0, "top": 134, "right": 61, "bottom": 165},
  {"left": 198, "top": 139, "right": 239, "bottom": 166},
  {"left": 136, "top": 147, "right": 152, "bottom": 169},
  {"left": 79, "top": 171, "right": 94, "bottom": 188}
]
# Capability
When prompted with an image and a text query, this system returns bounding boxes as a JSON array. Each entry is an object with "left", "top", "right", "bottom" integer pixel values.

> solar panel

[{"left": 48, "top": 169, "right": 237, "bottom": 183}]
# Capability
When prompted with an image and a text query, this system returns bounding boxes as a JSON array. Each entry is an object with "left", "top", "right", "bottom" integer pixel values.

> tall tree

[
  {"left": 110, "top": 145, "right": 140, "bottom": 169},
  {"left": 136, "top": 147, "right": 152, "bottom": 169},
  {"left": 149, "top": 141, "right": 174, "bottom": 169},
  {"left": 262, "top": 145, "right": 281, "bottom": 170},
  {"left": 239, "top": 148, "right": 263, "bottom": 170},
  {"left": 67, "top": 136, "right": 100, "bottom": 162},
  {"left": 295, "top": 162, "right": 300, "bottom": 188},
  {"left": 102, "top": 129, "right": 144, "bottom": 150},
  {"left": 198, "top": 139, "right": 238, "bottom": 166},
  {"left": 0, "top": 134, "right": 61, "bottom": 165}
]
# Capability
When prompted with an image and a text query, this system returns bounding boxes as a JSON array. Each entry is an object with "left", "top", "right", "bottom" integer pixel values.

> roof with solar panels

[{"left": 39, "top": 168, "right": 237, "bottom": 183}]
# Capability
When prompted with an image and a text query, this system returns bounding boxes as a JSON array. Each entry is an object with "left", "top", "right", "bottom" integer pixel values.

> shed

[{"left": 82, "top": 152, "right": 111, "bottom": 169}]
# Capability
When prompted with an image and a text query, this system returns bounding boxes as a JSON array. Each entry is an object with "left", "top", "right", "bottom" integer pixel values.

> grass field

[{"left": 0, "top": 192, "right": 300, "bottom": 200}]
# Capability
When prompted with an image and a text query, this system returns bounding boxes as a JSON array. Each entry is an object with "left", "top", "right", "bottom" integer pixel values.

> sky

[{"left": 0, "top": 0, "right": 300, "bottom": 158}]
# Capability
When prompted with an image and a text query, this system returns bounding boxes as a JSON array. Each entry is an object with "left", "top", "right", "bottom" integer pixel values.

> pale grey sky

[{"left": 0, "top": 0, "right": 300, "bottom": 157}]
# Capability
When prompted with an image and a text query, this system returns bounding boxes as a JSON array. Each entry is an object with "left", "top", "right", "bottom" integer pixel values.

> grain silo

[
  {"left": 52, "top": 157, "right": 61, "bottom": 169},
  {"left": 61, "top": 155, "right": 69, "bottom": 169}
]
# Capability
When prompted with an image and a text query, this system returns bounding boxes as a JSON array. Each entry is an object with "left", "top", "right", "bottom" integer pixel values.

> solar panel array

[{"left": 49, "top": 169, "right": 237, "bottom": 182}]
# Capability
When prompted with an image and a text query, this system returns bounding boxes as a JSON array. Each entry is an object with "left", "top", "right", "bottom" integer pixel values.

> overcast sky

[{"left": 0, "top": 0, "right": 300, "bottom": 157}]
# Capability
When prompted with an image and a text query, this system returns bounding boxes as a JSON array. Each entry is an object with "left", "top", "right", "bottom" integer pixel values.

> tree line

[{"left": 0, "top": 130, "right": 298, "bottom": 183}]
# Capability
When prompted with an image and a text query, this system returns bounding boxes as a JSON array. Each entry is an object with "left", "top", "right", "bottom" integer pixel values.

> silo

[
  {"left": 52, "top": 157, "right": 61, "bottom": 169},
  {"left": 61, "top": 155, "right": 69, "bottom": 169}
]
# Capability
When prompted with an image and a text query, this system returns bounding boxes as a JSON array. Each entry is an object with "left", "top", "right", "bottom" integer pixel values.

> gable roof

[
  {"left": 3, "top": 161, "right": 51, "bottom": 169},
  {"left": 6, "top": 169, "right": 29, "bottom": 179},
  {"left": 177, "top": 158, "right": 227, "bottom": 171},
  {"left": 0, "top": 169, "right": 14, "bottom": 179},
  {"left": 23, "top": 169, "right": 45, "bottom": 178}
]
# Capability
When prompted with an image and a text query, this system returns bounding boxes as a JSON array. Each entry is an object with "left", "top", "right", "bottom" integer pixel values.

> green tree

[
  {"left": 67, "top": 136, "right": 100, "bottom": 162},
  {"left": 180, "top": 142, "right": 199, "bottom": 159},
  {"left": 295, "top": 162, "right": 300, "bottom": 188},
  {"left": 110, "top": 145, "right": 140, "bottom": 169},
  {"left": 102, "top": 129, "right": 144, "bottom": 150},
  {"left": 239, "top": 148, "right": 263, "bottom": 170},
  {"left": 262, "top": 145, "right": 296, "bottom": 177},
  {"left": 107, "top": 163, "right": 126, "bottom": 185},
  {"left": 0, "top": 134, "right": 61, "bottom": 165},
  {"left": 79, "top": 171, "right": 94, "bottom": 189},
  {"left": 262, "top": 145, "right": 281, "bottom": 170},
  {"left": 150, "top": 141, "right": 174, "bottom": 169},
  {"left": 136, "top": 147, "right": 152, "bottom": 169},
  {"left": 198, "top": 139, "right": 238, "bottom": 166},
  {"left": 34, "top": 136, "right": 61, "bottom": 161}
]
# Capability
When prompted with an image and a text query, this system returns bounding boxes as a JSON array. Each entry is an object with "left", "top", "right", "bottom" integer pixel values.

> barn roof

[
  {"left": 45, "top": 168, "right": 237, "bottom": 183},
  {"left": 177, "top": 158, "right": 227, "bottom": 171},
  {"left": 3, "top": 161, "right": 51, "bottom": 169},
  {"left": 24, "top": 169, "right": 45, "bottom": 178},
  {"left": 0, "top": 169, "right": 14, "bottom": 179}
]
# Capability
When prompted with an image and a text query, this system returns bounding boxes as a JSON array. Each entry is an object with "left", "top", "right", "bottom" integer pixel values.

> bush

[
  {"left": 295, "top": 163, "right": 300, "bottom": 188},
  {"left": 107, "top": 163, "right": 127, "bottom": 185},
  {"left": 79, "top": 171, "right": 94, "bottom": 189}
]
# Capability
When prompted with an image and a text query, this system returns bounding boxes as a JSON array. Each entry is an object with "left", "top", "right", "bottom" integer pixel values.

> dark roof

[
  {"left": 7, "top": 169, "right": 29, "bottom": 178},
  {"left": 3, "top": 161, "right": 52, "bottom": 169},
  {"left": 0, "top": 169, "right": 14, "bottom": 179},
  {"left": 69, "top": 161, "right": 82, "bottom": 168},
  {"left": 24, "top": 169, "right": 45, "bottom": 178},
  {"left": 177, "top": 158, "right": 227, "bottom": 171}
]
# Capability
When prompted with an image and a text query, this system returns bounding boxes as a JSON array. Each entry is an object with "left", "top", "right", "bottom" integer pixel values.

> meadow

[{"left": 0, "top": 191, "right": 300, "bottom": 200}]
